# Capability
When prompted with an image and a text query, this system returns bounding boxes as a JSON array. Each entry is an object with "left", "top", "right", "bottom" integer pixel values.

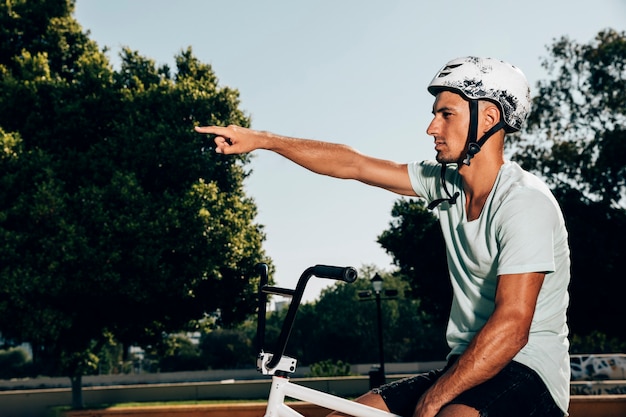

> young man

[{"left": 195, "top": 57, "right": 570, "bottom": 417}]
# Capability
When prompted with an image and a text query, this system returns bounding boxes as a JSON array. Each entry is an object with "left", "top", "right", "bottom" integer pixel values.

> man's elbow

[
  {"left": 497, "top": 312, "right": 532, "bottom": 353},
  {"left": 511, "top": 330, "right": 530, "bottom": 351},
  {"left": 506, "top": 317, "right": 532, "bottom": 352}
]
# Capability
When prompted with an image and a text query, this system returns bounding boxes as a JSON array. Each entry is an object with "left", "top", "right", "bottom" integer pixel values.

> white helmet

[{"left": 428, "top": 56, "right": 531, "bottom": 132}]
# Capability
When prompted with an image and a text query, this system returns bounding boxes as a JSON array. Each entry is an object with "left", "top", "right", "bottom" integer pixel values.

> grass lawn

[{"left": 48, "top": 399, "right": 268, "bottom": 417}]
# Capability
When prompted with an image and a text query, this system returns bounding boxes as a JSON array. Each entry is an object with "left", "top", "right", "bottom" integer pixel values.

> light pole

[
  {"left": 358, "top": 273, "right": 397, "bottom": 388},
  {"left": 371, "top": 273, "right": 386, "bottom": 385}
]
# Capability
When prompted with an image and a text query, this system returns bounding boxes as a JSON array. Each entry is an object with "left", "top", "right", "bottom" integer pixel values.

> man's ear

[{"left": 481, "top": 102, "right": 501, "bottom": 132}]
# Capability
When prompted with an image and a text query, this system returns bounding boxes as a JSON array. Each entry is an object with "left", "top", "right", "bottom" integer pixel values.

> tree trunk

[{"left": 70, "top": 374, "right": 84, "bottom": 409}]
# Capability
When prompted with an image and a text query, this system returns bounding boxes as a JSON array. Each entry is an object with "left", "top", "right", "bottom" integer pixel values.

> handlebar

[
  {"left": 255, "top": 263, "right": 357, "bottom": 373},
  {"left": 311, "top": 264, "right": 358, "bottom": 282}
]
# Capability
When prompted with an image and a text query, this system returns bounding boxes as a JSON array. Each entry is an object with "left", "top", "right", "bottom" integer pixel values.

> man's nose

[{"left": 426, "top": 118, "right": 438, "bottom": 137}]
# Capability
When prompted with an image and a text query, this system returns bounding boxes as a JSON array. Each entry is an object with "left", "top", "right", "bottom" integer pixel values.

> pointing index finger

[
  {"left": 194, "top": 125, "right": 226, "bottom": 135},
  {"left": 194, "top": 125, "right": 236, "bottom": 152}
]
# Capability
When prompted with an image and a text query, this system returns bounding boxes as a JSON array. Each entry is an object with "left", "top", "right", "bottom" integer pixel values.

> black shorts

[{"left": 372, "top": 357, "right": 564, "bottom": 417}]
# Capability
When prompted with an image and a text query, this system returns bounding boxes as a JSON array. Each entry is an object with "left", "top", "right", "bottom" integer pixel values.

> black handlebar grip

[{"left": 312, "top": 265, "right": 358, "bottom": 283}]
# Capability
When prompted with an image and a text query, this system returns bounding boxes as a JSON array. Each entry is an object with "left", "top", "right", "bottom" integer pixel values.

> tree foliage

[
  {"left": 508, "top": 29, "right": 626, "bottom": 341},
  {"left": 377, "top": 199, "right": 451, "bottom": 328},
  {"left": 308, "top": 359, "right": 352, "bottom": 377},
  {"left": 199, "top": 328, "right": 254, "bottom": 369},
  {"left": 0, "top": 346, "right": 31, "bottom": 379},
  {"left": 511, "top": 29, "right": 626, "bottom": 207},
  {"left": 0, "top": 0, "right": 268, "bottom": 405}
]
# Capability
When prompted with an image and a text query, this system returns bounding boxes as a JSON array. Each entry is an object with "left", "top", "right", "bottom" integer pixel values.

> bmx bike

[{"left": 255, "top": 263, "right": 401, "bottom": 417}]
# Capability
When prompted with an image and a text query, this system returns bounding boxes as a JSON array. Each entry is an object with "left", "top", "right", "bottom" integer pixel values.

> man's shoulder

[
  {"left": 498, "top": 162, "right": 554, "bottom": 200},
  {"left": 493, "top": 162, "right": 563, "bottom": 221}
]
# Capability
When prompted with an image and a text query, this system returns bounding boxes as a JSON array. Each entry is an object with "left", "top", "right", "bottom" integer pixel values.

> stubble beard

[{"left": 435, "top": 151, "right": 462, "bottom": 165}]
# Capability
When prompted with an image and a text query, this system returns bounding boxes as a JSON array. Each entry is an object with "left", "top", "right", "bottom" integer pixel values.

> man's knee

[{"left": 437, "top": 403, "right": 479, "bottom": 417}]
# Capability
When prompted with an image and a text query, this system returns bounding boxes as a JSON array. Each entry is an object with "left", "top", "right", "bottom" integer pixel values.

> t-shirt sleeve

[{"left": 496, "top": 189, "right": 558, "bottom": 276}]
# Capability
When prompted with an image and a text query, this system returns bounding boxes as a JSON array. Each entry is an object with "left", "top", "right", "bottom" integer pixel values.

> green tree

[
  {"left": 377, "top": 199, "right": 451, "bottom": 328},
  {"left": 512, "top": 29, "right": 626, "bottom": 205},
  {"left": 308, "top": 359, "right": 352, "bottom": 377},
  {"left": 199, "top": 328, "right": 255, "bottom": 369},
  {"left": 508, "top": 29, "right": 626, "bottom": 342},
  {"left": 0, "top": 346, "right": 31, "bottom": 379},
  {"left": 0, "top": 0, "right": 267, "bottom": 408},
  {"left": 154, "top": 334, "right": 205, "bottom": 372},
  {"left": 570, "top": 330, "right": 626, "bottom": 354}
]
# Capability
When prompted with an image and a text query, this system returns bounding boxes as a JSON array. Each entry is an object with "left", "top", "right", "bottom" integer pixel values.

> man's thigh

[
  {"left": 449, "top": 361, "right": 564, "bottom": 417},
  {"left": 372, "top": 360, "right": 563, "bottom": 417}
]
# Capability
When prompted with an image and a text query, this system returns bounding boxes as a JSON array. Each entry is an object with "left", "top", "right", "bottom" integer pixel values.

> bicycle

[{"left": 255, "top": 263, "right": 401, "bottom": 417}]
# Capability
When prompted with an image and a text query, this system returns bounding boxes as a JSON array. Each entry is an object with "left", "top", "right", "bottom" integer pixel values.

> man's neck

[{"left": 458, "top": 154, "right": 504, "bottom": 221}]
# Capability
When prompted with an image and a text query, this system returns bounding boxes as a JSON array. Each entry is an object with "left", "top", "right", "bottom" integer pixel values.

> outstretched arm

[{"left": 195, "top": 125, "right": 417, "bottom": 196}]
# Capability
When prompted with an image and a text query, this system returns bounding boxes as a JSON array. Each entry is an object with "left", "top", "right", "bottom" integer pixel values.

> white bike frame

[{"left": 263, "top": 375, "right": 401, "bottom": 417}]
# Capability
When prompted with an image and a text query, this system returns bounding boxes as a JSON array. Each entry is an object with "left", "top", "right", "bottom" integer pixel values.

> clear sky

[{"left": 74, "top": 0, "right": 625, "bottom": 302}]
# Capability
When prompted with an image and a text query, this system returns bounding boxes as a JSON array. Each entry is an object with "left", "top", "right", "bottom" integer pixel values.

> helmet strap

[
  {"left": 427, "top": 163, "right": 460, "bottom": 210},
  {"left": 462, "top": 100, "right": 507, "bottom": 166}
]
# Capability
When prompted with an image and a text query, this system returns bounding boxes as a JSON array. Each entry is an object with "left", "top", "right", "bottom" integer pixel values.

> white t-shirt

[{"left": 407, "top": 160, "right": 571, "bottom": 414}]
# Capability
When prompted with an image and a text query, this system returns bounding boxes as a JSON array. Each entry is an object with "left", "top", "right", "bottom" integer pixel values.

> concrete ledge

[
  {"left": 62, "top": 395, "right": 626, "bottom": 417},
  {"left": 569, "top": 395, "right": 626, "bottom": 417},
  {"left": 64, "top": 402, "right": 331, "bottom": 417}
]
